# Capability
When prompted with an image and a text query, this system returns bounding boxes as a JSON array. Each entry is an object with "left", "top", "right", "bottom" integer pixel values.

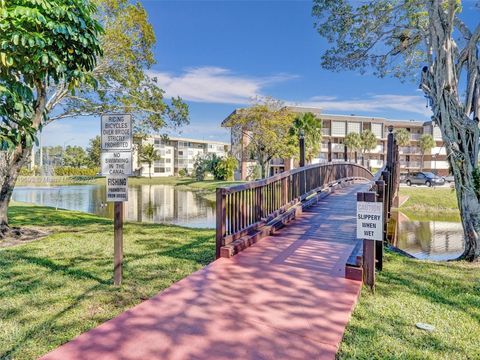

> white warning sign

[
  {"left": 101, "top": 114, "right": 132, "bottom": 151},
  {"left": 101, "top": 151, "right": 132, "bottom": 176},
  {"left": 356, "top": 201, "right": 383, "bottom": 241},
  {"left": 106, "top": 176, "right": 128, "bottom": 202}
]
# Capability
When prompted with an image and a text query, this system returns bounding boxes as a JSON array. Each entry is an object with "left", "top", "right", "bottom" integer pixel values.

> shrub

[
  {"left": 214, "top": 155, "right": 237, "bottom": 181},
  {"left": 178, "top": 168, "right": 187, "bottom": 177},
  {"left": 54, "top": 167, "right": 99, "bottom": 176}
]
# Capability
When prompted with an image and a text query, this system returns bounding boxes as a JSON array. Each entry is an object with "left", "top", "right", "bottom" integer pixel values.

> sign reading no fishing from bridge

[{"left": 356, "top": 201, "right": 383, "bottom": 241}]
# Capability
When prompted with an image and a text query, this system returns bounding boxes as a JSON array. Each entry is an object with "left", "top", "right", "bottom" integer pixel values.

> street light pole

[{"left": 299, "top": 129, "right": 305, "bottom": 167}]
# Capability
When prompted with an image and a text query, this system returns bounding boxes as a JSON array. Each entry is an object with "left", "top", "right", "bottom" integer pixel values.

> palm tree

[
  {"left": 360, "top": 130, "right": 377, "bottom": 167},
  {"left": 344, "top": 132, "right": 362, "bottom": 162},
  {"left": 289, "top": 112, "right": 322, "bottom": 163},
  {"left": 394, "top": 128, "right": 411, "bottom": 147},
  {"left": 139, "top": 143, "right": 161, "bottom": 179},
  {"left": 419, "top": 134, "right": 435, "bottom": 171}
]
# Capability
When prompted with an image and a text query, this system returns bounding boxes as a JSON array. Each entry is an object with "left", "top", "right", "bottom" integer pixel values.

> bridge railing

[
  {"left": 216, "top": 162, "right": 373, "bottom": 258},
  {"left": 366, "top": 127, "right": 401, "bottom": 271}
]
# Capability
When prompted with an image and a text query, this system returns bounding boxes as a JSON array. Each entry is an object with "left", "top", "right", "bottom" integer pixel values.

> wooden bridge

[{"left": 42, "top": 131, "right": 400, "bottom": 360}]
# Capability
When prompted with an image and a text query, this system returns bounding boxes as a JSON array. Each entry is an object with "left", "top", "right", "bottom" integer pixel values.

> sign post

[
  {"left": 101, "top": 114, "right": 132, "bottom": 286},
  {"left": 357, "top": 191, "right": 384, "bottom": 292}
]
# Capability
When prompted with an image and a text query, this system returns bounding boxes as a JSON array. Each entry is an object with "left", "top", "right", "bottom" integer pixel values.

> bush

[
  {"left": 214, "top": 155, "right": 237, "bottom": 181},
  {"left": 54, "top": 167, "right": 99, "bottom": 176},
  {"left": 178, "top": 168, "right": 187, "bottom": 177}
]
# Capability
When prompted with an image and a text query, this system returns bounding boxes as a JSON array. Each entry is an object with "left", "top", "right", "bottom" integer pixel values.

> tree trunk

[
  {"left": 149, "top": 164, "right": 152, "bottom": 179},
  {"left": 420, "top": 3, "right": 480, "bottom": 260},
  {"left": 0, "top": 146, "right": 32, "bottom": 237}
]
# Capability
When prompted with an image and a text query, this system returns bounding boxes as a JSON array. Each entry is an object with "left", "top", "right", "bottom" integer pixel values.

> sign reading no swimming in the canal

[
  {"left": 101, "top": 152, "right": 132, "bottom": 176},
  {"left": 356, "top": 201, "right": 383, "bottom": 241}
]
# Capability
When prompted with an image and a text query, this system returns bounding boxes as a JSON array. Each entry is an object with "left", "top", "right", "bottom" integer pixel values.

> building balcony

[
  {"left": 399, "top": 147, "right": 421, "bottom": 155},
  {"left": 400, "top": 161, "right": 421, "bottom": 168}
]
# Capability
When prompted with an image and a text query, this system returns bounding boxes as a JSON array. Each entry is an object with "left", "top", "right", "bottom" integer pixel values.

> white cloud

[
  {"left": 292, "top": 94, "right": 432, "bottom": 117},
  {"left": 149, "top": 67, "right": 297, "bottom": 104}
]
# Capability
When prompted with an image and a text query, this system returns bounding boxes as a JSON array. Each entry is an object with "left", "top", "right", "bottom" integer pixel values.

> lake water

[
  {"left": 395, "top": 213, "right": 464, "bottom": 261},
  {"left": 12, "top": 185, "right": 216, "bottom": 228}
]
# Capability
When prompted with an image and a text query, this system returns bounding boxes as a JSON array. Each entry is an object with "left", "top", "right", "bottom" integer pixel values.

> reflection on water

[
  {"left": 396, "top": 213, "right": 464, "bottom": 261},
  {"left": 12, "top": 185, "right": 215, "bottom": 228}
]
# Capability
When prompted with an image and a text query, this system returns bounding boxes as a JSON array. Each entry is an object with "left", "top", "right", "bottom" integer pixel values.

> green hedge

[
  {"left": 54, "top": 167, "right": 99, "bottom": 176},
  {"left": 19, "top": 166, "right": 99, "bottom": 176}
]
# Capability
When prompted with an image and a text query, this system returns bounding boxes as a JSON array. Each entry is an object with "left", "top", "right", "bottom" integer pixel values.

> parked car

[
  {"left": 405, "top": 172, "right": 445, "bottom": 187},
  {"left": 442, "top": 174, "right": 455, "bottom": 183},
  {"left": 399, "top": 173, "right": 408, "bottom": 183}
]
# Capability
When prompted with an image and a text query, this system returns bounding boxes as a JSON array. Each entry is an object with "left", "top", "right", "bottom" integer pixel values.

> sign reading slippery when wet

[{"left": 356, "top": 201, "right": 383, "bottom": 241}]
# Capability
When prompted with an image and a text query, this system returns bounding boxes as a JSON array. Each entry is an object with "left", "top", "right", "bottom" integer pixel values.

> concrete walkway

[{"left": 41, "top": 182, "right": 369, "bottom": 360}]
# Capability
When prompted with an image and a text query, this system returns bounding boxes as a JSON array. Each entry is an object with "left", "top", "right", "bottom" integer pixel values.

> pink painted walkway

[{"left": 41, "top": 182, "right": 368, "bottom": 360}]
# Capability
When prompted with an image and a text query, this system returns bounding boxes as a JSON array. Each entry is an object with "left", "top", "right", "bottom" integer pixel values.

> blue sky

[{"left": 42, "top": 0, "right": 476, "bottom": 147}]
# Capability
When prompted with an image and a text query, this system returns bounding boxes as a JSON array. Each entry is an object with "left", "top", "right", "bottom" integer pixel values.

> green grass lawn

[
  {"left": 0, "top": 203, "right": 215, "bottom": 359},
  {"left": 399, "top": 186, "right": 460, "bottom": 221},
  {"left": 339, "top": 251, "right": 480, "bottom": 359}
]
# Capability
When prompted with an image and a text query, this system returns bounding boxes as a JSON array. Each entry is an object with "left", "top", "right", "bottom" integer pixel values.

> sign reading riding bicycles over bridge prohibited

[{"left": 101, "top": 114, "right": 132, "bottom": 151}]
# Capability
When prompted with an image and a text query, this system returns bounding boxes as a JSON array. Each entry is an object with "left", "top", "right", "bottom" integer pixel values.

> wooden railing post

[
  {"left": 216, "top": 188, "right": 226, "bottom": 259},
  {"left": 375, "top": 180, "right": 385, "bottom": 271}
]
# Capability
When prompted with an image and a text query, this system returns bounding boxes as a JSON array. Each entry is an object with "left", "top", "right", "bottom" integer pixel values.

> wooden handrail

[{"left": 215, "top": 162, "right": 373, "bottom": 258}]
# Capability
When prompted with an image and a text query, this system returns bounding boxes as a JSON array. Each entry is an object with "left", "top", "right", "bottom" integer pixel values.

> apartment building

[
  {"left": 133, "top": 136, "right": 230, "bottom": 177},
  {"left": 223, "top": 106, "right": 448, "bottom": 180}
]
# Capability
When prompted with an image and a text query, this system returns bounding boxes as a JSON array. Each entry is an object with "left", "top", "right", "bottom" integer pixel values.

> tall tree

[
  {"left": 344, "top": 132, "right": 362, "bottom": 161},
  {"left": 63, "top": 146, "right": 89, "bottom": 168},
  {"left": 360, "top": 130, "right": 378, "bottom": 166},
  {"left": 139, "top": 143, "right": 160, "bottom": 179},
  {"left": 394, "top": 128, "right": 411, "bottom": 147},
  {"left": 226, "top": 99, "right": 297, "bottom": 178},
  {"left": 312, "top": 0, "right": 480, "bottom": 260},
  {"left": 289, "top": 112, "right": 323, "bottom": 163},
  {"left": 86, "top": 135, "right": 101, "bottom": 167},
  {"left": 0, "top": 0, "right": 189, "bottom": 236},
  {"left": 419, "top": 133, "right": 436, "bottom": 171}
]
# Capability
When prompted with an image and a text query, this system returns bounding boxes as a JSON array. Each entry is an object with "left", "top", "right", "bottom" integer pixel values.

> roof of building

[
  {"left": 222, "top": 105, "right": 431, "bottom": 128},
  {"left": 148, "top": 135, "right": 230, "bottom": 146}
]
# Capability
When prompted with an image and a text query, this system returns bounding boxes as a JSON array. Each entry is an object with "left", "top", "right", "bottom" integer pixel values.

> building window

[
  {"left": 166, "top": 149, "right": 171, "bottom": 154},
  {"left": 331, "top": 121, "right": 346, "bottom": 136},
  {"left": 371, "top": 123, "right": 383, "bottom": 138},
  {"left": 178, "top": 150, "right": 183, "bottom": 156},
  {"left": 347, "top": 122, "right": 361, "bottom": 134},
  {"left": 165, "top": 158, "right": 171, "bottom": 163},
  {"left": 154, "top": 167, "right": 165, "bottom": 173}
]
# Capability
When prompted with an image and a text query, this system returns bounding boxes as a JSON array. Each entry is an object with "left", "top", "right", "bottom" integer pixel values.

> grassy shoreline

[
  {"left": 16, "top": 176, "right": 243, "bottom": 203},
  {"left": 399, "top": 186, "right": 460, "bottom": 221},
  {"left": 339, "top": 251, "right": 480, "bottom": 359},
  {"left": 0, "top": 203, "right": 215, "bottom": 359}
]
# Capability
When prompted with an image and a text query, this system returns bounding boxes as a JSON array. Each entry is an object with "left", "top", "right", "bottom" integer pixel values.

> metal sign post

[
  {"left": 101, "top": 114, "right": 132, "bottom": 286},
  {"left": 357, "top": 192, "right": 384, "bottom": 292}
]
